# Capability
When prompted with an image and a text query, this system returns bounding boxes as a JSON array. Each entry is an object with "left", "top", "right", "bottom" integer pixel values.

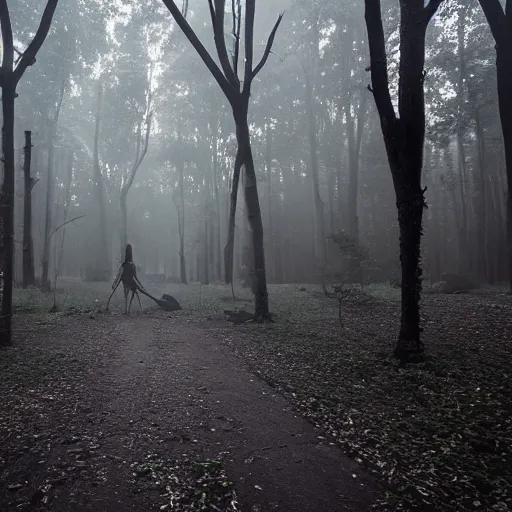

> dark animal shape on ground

[
  {"left": 160, "top": 294, "right": 182, "bottom": 311},
  {"left": 131, "top": 289, "right": 182, "bottom": 312}
]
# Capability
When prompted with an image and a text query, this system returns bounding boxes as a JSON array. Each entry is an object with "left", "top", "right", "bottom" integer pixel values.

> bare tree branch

[
  {"left": 0, "top": 0, "right": 14, "bottom": 89},
  {"left": 424, "top": 0, "right": 444, "bottom": 23},
  {"left": 252, "top": 13, "right": 284, "bottom": 80},
  {"left": 478, "top": 0, "right": 507, "bottom": 43},
  {"left": 364, "top": 0, "right": 396, "bottom": 124},
  {"left": 133, "top": 121, "right": 143, "bottom": 166},
  {"left": 161, "top": 0, "right": 237, "bottom": 103},
  {"left": 49, "top": 215, "right": 86, "bottom": 239},
  {"left": 213, "top": 0, "right": 239, "bottom": 86},
  {"left": 123, "top": 67, "right": 154, "bottom": 196},
  {"left": 231, "top": 0, "right": 242, "bottom": 77},
  {"left": 134, "top": 112, "right": 152, "bottom": 175},
  {"left": 13, "top": 0, "right": 59, "bottom": 85},
  {"left": 208, "top": 0, "right": 215, "bottom": 26},
  {"left": 243, "top": 0, "right": 256, "bottom": 95}
]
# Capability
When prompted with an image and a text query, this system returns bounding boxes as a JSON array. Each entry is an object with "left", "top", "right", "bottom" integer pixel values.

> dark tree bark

[
  {"left": 477, "top": 0, "right": 512, "bottom": 292},
  {"left": 364, "top": 0, "right": 444, "bottom": 362},
  {"left": 224, "top": 145, "right": 242, "bottom": 284},
  {"left": 175, "top": 142, "right": 187, "bottom": 285},
  {"left": 22, "top": 131, "right": 36, "bottom": 288},
  {"left": 162, "top": 0, "right": 282, "bottom": 318},
  {"left": 0, "top": 0, "right": 59, "bottom": 345}
]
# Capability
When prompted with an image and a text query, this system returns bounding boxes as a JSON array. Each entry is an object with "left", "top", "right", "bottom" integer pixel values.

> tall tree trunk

[
  {"left": 456, "top": 5, "right": 469, "bottom": 275},
  {"left": 22, "top": 131, "right": 36, "bottom": 288},
  {"left": 209, "top": 210, "right": 215, "bottom": 279},
  {"left": 489, "top": 167, "right": 506, "bottom": 280},
  {"left": 41, "top": 139, "right": 55, "bottom": 290},
  {"left": 494, "top": 41, "right": 512, "bottom": 291},
  {"left": 265, "top": 122, "right": 274, "bottom": 282},
  {"left": 0, "top": 0, "right": 59, "bottom": 345},
  {"left": 224, "top": 146, "right": 243, "bottom": 284},
  {"left": 396, "top": 177, "right": 425, "bottom": 348},
  {"left": 92, "top": 81, "right": 110, "bottom": 279},
  {"left": 120, "top": 190, "right": 128, "bottom": 252},
  {"left": 211, "top": 127, "right": 222, "bottom": 281},
  {"left": 476, "top": 0, "right": 512, "bottom": 291},
  {"left": 161, "top": 0, "right": 280, "bottom": 319},
  {"left": 0, "top": 82, "right": 16, "bottom": 345},
  {"left": 345, "top": 89, "right": 368, "bottom": 284},
  {"left": 499, "top": 51, "right": 512, "bottom": 292},
  {"left": 274, "top": 171, "right": 284, "bottom": 284},
  {"left": 305, "top": 71, "right": 327, "bottom": 290},
  {"left": 345, "top": 93, "right": 367, "bottom": 245},
  {"left": 120, "top": 82, "right": 152, "bottom": 255},
  {"left": 474, "top": 106, "right": 488, "bottom": 280},
  {"left": 203, "top": 153, "right": 211, "bottom": 286},
  {"left": 303, "top": 12, "right": 327, "bottom": 291},
  {"left": 326, "top": 169, "right": 335, "bottom": 236},
  {"left": 336, "top": 114, "right": 347, "bottom": 230},
  {"left": 237, "top": 116, "right": 269, "bottom": 319},
  {"left": 203, "top": 212, "right": 209, "bottom": 285},
  {"left": 41, "top": 76, "right": 66, "bottom": 290},
  {"left": 365, "top": 0, "right": 443, "bottom": 361},
  {"left": 55, "top": 151, "right": 74, "bottom": 286},
  {"left": 486, "top": 167, "right": 498, "bottom": 283},
  {"left": 177, "top": 154, "right": 187, "bottom": 285}
]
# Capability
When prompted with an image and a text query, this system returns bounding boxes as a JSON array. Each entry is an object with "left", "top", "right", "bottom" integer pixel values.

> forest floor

[{"left": 1, "top": 279, "right": 511, "bottom": 511}]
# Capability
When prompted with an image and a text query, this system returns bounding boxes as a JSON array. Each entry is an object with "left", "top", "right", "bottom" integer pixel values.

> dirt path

[{"left": 0, "top": 313, "right": 378, "bottom": 511}]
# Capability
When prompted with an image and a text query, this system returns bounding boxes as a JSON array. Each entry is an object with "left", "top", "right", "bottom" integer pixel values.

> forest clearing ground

[
  {"left": 1, "top": 280, "right": 512, "bottom": 511},
  {"left": 0, "top": 281, "right": 377, "bottom": 512}
]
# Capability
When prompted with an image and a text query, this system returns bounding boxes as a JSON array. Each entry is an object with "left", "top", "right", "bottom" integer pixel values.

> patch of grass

[
  {"left": 13, "top": 283, "right": 103, "bottom": 315},
  {"left": 12, "top": 279, "right": 255, "bottom": 318}
]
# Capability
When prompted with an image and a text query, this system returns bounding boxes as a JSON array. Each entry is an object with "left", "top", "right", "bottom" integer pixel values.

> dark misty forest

[{"left": 0, "top": 0, "right": 511, "bottom": 511}]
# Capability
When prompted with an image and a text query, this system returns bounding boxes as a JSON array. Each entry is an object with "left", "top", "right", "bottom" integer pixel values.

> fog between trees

[{"left": 1, "top": 0, "right": 510, "bottom": 353}]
